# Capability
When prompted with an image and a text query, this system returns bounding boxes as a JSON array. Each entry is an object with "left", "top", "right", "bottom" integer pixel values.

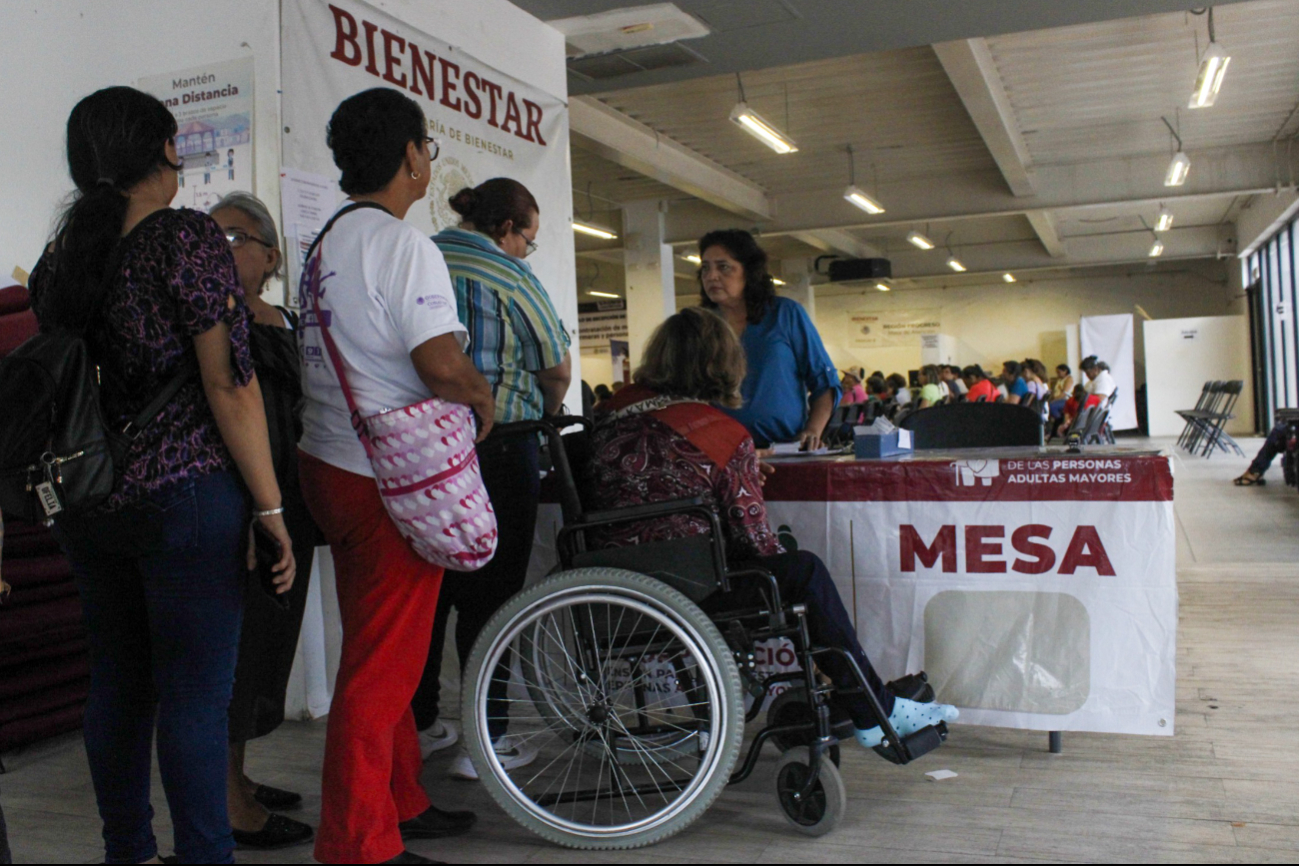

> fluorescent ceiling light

[
  {"left": 1165, "top": 152, "right": 1191, "bottom": 187},
  {"left": 682, "top": 254, "right": 702, "bottom": 265},
  {"left": 1155, "top": 207, "right": 1175, "bottom": 233},
  {"left": 729, "top": 103, "right": 799, "bottom": 155},
  {"left": 907, "top": 231, "right": 935, "bottom": 250},
  {"left": 843, "top": 185, "right": 885, "bottom": 215},
  {"left": 1003, "top": 273, "right": 1017, "bottom": 283},
  {"left": 947, "top": 257, "right": 967, "bottom": 273},
  {"left": 1149, "top": 240, "right": 1165, "bottom": 258},
  {"left": 587, "top": 290, "right": 620, "bottom": 299},
  {"left": 875, "top": 283, "right": 891, "bottom": 292},
  {"left": 573, "top": 221, "right": 618, "bottom": 240},
  {"left": 1190, "top": 42, "right": 1231, "bottom": 109}
]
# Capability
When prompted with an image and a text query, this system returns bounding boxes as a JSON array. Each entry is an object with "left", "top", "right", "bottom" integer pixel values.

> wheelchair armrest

[{"left": 582, "top": 497, "right": 708, "bottom": 525}]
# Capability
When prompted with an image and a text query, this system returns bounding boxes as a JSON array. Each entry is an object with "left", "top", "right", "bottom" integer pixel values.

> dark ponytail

[
  {"left": 449, "top": 178, "right": 539, "bottom": 241},
  {"left": 38, "top": 86, "right": 178, "bottom": 332}
]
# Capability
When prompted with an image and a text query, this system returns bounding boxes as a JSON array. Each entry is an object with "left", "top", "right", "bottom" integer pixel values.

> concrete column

[
  {"left": 622, "top": 199, "right": 677, "bottom": 366},
  {"left": 779, "top": 257, "right": 816, "bottom": 319}
]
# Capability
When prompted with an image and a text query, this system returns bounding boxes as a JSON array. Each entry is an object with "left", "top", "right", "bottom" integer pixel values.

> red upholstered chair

[{"left": 0, "top": 285, "right": 90, "bottom": 756}]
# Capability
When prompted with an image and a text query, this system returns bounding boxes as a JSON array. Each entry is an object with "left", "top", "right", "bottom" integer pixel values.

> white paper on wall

[{"left": 1081, "top": 313, "right": 1139, "bottom": 431}]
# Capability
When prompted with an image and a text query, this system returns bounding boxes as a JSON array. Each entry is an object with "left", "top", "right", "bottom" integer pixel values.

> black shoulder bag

[{"left": 0, "top": 327, "right": 194, "bottom": 524}]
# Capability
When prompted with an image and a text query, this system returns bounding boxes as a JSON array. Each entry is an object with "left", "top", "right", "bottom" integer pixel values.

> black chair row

[
  {"left": 1176, "top": 381, "right": 1246, "bottom": 459},
  {"left": 898, "top": 401, "right": 1045, "bottom": 449}
]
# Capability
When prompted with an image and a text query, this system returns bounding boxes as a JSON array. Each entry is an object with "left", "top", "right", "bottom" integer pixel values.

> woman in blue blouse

[{"left": 698, "top": 229, "right": 841, "bottom": 448}]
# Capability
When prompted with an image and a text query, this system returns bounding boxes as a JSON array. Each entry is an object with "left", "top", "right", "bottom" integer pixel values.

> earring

[{"left": 411, "top": 171, "right": 420, "bottom": 180}]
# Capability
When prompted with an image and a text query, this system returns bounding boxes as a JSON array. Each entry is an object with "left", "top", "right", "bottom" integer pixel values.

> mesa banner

[
  {"left": 530, "top": 453, "right": 1177, "bottom": 736},
  {"left": 280, "top": 0, "right": 578, "bottom": 333}
]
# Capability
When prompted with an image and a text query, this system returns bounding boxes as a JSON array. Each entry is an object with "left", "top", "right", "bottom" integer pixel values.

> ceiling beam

[
  {"left": 866, "top": 225, "right": 1232, "bottom": 279},
  {"left": 789, "top": 229, "right": 883, "bottom": 259},
  {"left": 664, "top": 142, "right": 1293, "bottom": 244},
  {"left": 934, "top": 38, "right": 1077, "bottom": 259},
  {"left": 933, "top": 38, "right": 1036, "bottom": 198},
  {"left": 1025, "top": 211, "right": 1067, "bottom": 258},
  {"left": 569, "top": 96, "right": 774, "bottom": 222}
]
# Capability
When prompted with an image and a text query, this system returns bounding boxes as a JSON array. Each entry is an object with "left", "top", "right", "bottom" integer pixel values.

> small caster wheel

[
  {"left": 766, "top": 688, "right": 843, "bottom": 767},
  {"left": 773, "top": 746, "right": 846, "bottom": 837}
]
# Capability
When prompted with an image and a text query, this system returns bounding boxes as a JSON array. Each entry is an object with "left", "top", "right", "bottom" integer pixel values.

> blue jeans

[
  {"left": 1250, "top": 423, "right": 1289, "bottom": 477},
  {"left": 53, "top": 472, "right": 247, "bottom": 865}
]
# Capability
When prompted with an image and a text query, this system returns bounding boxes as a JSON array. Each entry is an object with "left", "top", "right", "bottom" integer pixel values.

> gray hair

[{"left": 210, "top": 191, "right": 283, "bottom": 282}]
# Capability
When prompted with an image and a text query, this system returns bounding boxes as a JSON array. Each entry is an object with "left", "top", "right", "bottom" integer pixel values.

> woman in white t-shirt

[
  {"left": 296, "top": 88, "right": 494, "bottom": 866},
  {"left": 1081, "top": 356, "right": 1117, "bottom": 401}
]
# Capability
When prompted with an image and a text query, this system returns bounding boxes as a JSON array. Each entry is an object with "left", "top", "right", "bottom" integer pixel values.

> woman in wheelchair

[{"left": 586, "top": 307, "right": 959, "bottom": 750}]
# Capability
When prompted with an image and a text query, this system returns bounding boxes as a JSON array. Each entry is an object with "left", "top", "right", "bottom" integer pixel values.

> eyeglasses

[
  {"left": 224, "top": 229, "right": 273, "bottom": 250},
  {"left": 424, "top": 136, "right": 441, "bottom": 161},
  {"left": 515, "top": 229, "right": 538, "bottom": 258}
]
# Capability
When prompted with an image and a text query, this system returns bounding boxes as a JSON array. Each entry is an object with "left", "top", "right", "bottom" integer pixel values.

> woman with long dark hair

[
  {"left": 28, "top": 86, "right": 294, "bottom": 865},
  {"left": 697, "top": 229, "right": 840, "bottom": 449}
]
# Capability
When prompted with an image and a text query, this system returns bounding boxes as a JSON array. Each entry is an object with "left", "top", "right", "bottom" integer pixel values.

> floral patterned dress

[
  {"left": 585, "top": 386, "right": 783, "bottom": 561},
  {"left": 30, "top": 208, "right": 253, "bottom": 510}
]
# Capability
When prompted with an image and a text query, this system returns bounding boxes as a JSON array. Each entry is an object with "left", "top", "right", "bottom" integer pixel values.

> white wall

[
  {"left": 810, "top": 264, "right": 1242, "bottom": 387},
  {"left": 1144, "top": 316, "right": 1254, "bottom": 437},
  {"left": 0, "top": 1, "right": 282, "bottom": 280}
]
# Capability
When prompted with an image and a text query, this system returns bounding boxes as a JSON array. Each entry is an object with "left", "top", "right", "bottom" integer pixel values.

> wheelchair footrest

[
  {"left": 886, "top": 671, "right": 936, "bottom": 704},
  {"left": 873, "top": 722, "right": 948, "bottom": 765}
]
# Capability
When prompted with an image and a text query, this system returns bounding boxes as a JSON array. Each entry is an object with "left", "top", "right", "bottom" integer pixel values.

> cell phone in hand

[{"left": 251, "top": 520, "right": 290, "bottom": 610}]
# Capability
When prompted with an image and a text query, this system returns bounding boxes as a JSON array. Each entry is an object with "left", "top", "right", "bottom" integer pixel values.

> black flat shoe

[
  {"left": 398, "top": 804, "right": 477, "bottom": 840},
  {"left": 253, "top": 783, "right": 304, "bottom": 811},
  {"left": 232, "top": 813, "right": 315, "bottom": 850},
  {"left": 382, "top": 852, "right": 443, "bottom": 864}
]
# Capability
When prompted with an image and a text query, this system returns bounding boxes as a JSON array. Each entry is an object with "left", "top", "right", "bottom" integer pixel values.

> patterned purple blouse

[{"left": 31, "top": 208, "right": 253, "bottom": 510}]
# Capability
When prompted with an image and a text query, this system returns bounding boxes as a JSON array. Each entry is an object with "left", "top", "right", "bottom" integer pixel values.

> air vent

[
  {"left": 692, "top": 0, "right": 800, "bottom": 33},
  {"left": 568, "top": 42, "right": 708, "bottom": 82},
  {"left": 552, "top": 3, "right": 710, "bottom": 58}
]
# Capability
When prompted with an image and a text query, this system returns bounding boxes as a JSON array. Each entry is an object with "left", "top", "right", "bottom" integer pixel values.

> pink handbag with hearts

[{"left": 303, "top": 203, "right": 498, "bottom": 572}]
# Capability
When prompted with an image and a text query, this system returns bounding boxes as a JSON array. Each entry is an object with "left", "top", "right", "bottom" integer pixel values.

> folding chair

[
  {"left": 1176, "top": 381, "right": 1216, "bottom": 450},
  {"left": 1185, "top": 382, "right": 1230, "bottom": 455},
  {"left": 1198, "top": 380, "right": 1246, "bottom": 459}
]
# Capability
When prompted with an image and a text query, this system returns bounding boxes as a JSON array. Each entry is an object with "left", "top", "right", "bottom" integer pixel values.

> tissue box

[{"left": 855, "top": 429, "right": 913, "bottom": 459}]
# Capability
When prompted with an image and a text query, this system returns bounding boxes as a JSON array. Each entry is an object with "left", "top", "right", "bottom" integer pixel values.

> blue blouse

[{"left": 723, "top": 297, "right": 841, "bottom": 446}]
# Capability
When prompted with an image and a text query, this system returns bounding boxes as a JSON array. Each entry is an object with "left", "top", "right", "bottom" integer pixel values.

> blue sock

[{"left": 855, "top": 698, "right": 959, "bottom": 749}]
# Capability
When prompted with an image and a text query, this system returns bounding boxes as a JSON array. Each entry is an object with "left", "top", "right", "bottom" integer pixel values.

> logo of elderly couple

[
  {"left": 953, "top": 459, "right": 1001, "bottom": 487},
  {"left": 428, "top": 156, "right": 473, "bottom": 231}
]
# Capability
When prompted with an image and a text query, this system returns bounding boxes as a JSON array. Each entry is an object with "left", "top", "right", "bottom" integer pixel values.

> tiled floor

[{"left": 5, "top": 437, "right": 1299, "bottom": 863}]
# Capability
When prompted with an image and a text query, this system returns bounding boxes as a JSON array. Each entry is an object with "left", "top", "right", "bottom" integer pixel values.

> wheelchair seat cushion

[{"left": 570, "top": 536, "right": 722, "bottom": 603}]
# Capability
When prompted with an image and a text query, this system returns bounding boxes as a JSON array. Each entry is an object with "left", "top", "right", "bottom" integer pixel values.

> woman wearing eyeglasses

[
  {"left": 209, "top": 192, "right": 317, "bottom": 852},
  {"left": 698, "top": 229, "right": 841, "bottom": 450},
  {"left": 416, "top": 179, "right": 573, "bottom": 781}
]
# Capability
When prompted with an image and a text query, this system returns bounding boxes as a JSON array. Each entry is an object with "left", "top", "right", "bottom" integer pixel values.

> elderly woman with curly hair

[
  {"left": 698, "top": 229, "right": 840, "bottom": 449},
  {"left": 588, "top": 308, "right": 958, "bottom": 752}
]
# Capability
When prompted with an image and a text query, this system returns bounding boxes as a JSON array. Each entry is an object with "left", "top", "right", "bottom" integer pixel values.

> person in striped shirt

[{"left": 415, "top": 178, "right": 572, "bottom": 781}]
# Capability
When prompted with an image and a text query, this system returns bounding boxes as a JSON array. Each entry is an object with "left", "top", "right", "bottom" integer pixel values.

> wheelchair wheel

[
  {"left": 765, "top": 687, "right": 841, "bottom": 768},
  {"left": 464, "top": 567, "right": 745, "bottom": 849},
  {"left": 773, "top": 746, "right": 846, "bottom": 837}
]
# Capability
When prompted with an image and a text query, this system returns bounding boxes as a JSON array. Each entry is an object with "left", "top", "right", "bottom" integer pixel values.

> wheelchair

[{"left": 461, "top": 417, "right": 949, "bottom": 849}]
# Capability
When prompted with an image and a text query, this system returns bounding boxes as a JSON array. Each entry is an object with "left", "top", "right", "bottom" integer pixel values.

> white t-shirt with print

[
  {"left": 1087, "top": 369, "right": 1118, "bottom": 400},
  {"left": 300, "top": 204, "right": 468, "bottom": 478}
]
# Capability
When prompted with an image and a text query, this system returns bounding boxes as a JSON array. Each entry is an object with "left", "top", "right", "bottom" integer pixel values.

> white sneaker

[
  {"left": 418, "top": 720, "right": 459, "bottom": 761},
  {"left": 448, "top": 735, "right": 539, "bottom": 782}
]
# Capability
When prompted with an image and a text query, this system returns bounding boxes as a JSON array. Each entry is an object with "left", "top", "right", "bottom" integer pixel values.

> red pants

[{"left": 300, "top": 452, "right": 441, "bottom": 863}]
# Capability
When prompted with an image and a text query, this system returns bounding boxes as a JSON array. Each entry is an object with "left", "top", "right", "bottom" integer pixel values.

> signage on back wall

[{"left": 849, "top": 308, "right": 943, "bottom": 348}]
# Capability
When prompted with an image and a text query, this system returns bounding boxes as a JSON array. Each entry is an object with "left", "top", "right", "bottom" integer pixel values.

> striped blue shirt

[{"left": 432, "top": 228, "right": 571, "bottom": 424}]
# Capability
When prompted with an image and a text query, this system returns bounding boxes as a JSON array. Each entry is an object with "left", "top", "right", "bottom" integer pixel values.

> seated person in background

[
  {"left": 887, "top": 373, "right": 912, "bottom": 409},
  {"left": 593, "top": 383, "right": 613, "bottom": 403},
  {"left": 1049, "top": 364, "right": 1074, "bottom": 419},
  {"left": 1055, "top": 385, "right": 1089, "bottom": 438},
  {"left": 1081, "top": 355, "right": 1117, "bottom": 401},
  {"left": 840, "top": 370, "right": 868, "bottom": 405},
  {"left": 1234, "top": 421, "right": 1295, "bottom": 486},
  {"left": 1022, "top": 359, "right": 1050, "bottom": 404},
  {"left": 587, "top": 308, "right": 958, "bottom": 749},
  {"left": 1002, "top": 360, "right": 1029, "bottom": 404},
  {"left": 863, "top": 375, "right": 891, "bottom": 422},
  {"left": 916, "top": 365, "right": 945, "bottom": 409},
  {"left": 963, "top": 365, "right": 998, "bottom": 403},
  {"left": 942, "top": 364, "right": 968, "bottom": 399}
]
